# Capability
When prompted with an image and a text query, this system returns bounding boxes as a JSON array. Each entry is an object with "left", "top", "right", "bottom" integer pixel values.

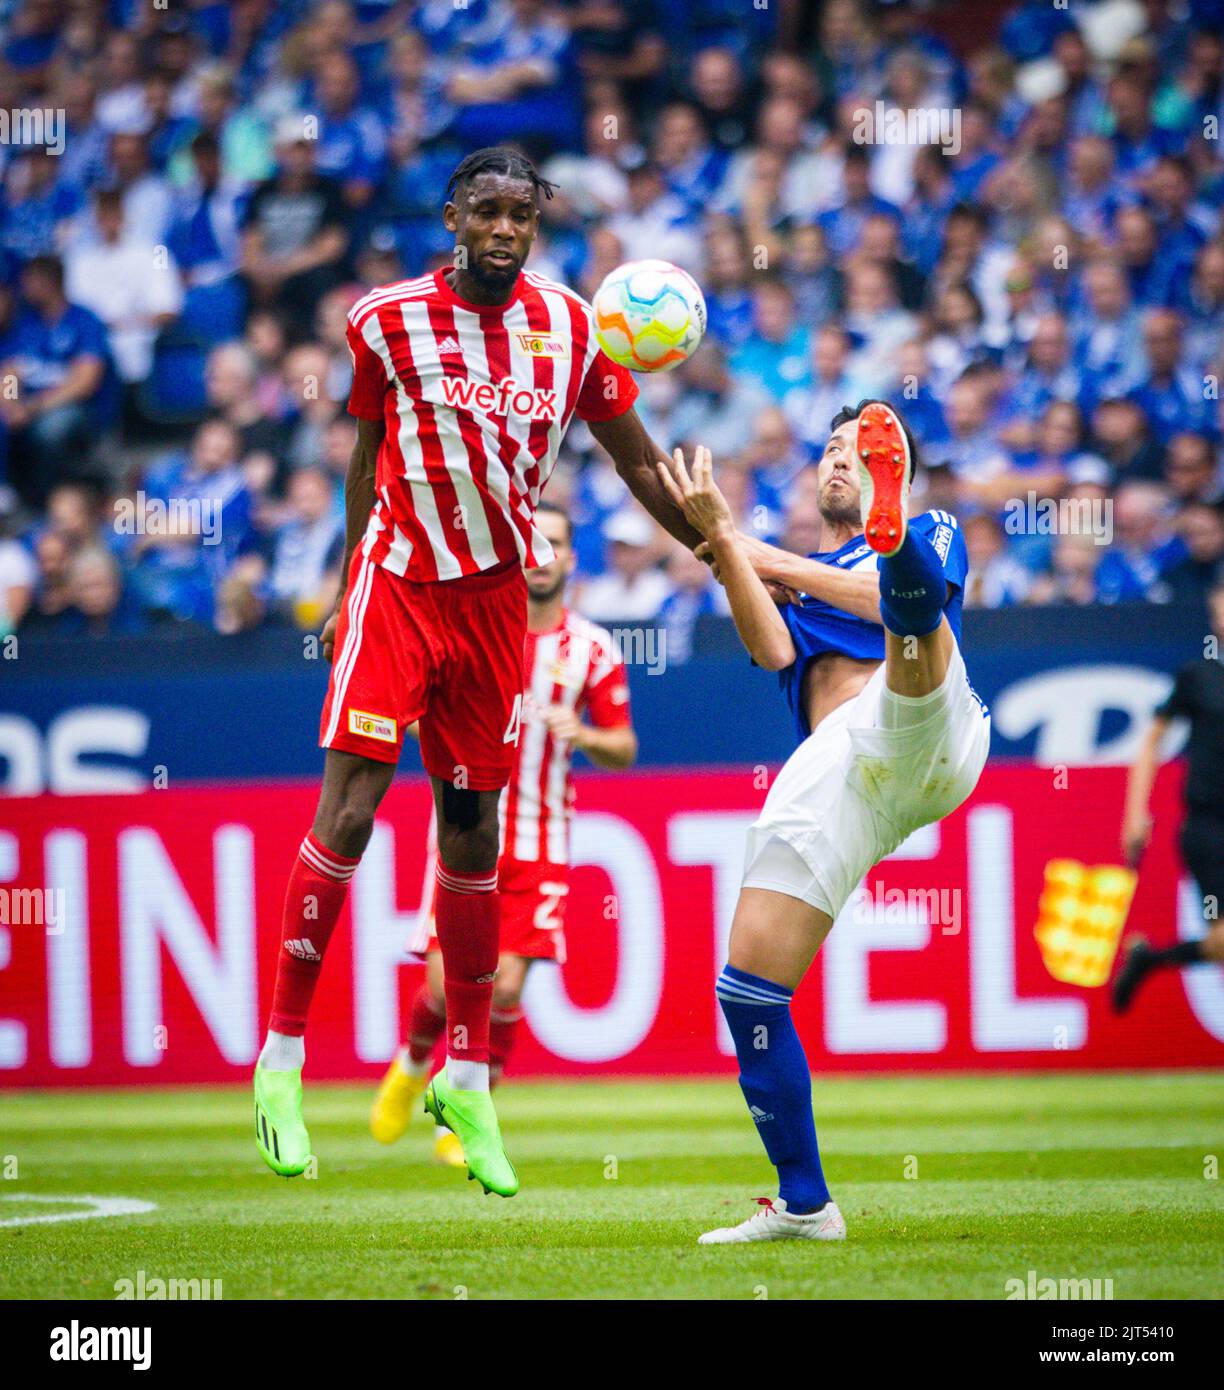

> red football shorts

[
  {"left": 412, "top": 854, "right": 570, "bottom": 962},
  {"left": 320, "top": 551, "right": 527, "bottom": 789}
]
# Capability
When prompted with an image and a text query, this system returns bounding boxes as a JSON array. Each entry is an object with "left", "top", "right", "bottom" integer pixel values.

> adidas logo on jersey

[
  {"left": 436, "top": 335, "right": 461, "bottom": 356},
  {"left": 284, "top": 938, "right": 321, "bottom": 962}
]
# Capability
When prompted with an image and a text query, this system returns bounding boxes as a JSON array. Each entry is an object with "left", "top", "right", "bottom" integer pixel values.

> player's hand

[
  {"left": 1121, "top": 814, "right": 1152, "bottom": 868},
  {"left": 538, "top": 703, "right": 583, "bottom": 746},
  {"left": 321, "top": 601, "right": 342, "bottom": 663},
  {"left": 657, "top": 446, "right": 734, "bottom": 542}
]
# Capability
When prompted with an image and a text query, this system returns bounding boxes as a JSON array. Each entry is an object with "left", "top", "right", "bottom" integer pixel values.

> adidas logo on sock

[
  {"left": 749, "top": 1105, "right": 774, "bottom": 1125},
  {"left": 437, "top": 335, "right": 461, "bottom": 356},
  {"left": 284, "top": 937, "right": 321, "bottom": 962}
]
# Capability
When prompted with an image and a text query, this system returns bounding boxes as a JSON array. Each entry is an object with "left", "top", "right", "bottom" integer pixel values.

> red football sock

[
  {"left": 406, "top": 981, "right": 447, "bottom": 1066},
  {"left": 433, "top": 860, "right": 499, "bottom": 1067},
  {"left": 268, "top": 831, "right": 359, "bottom": 1036},
  {"left": 489, "top": 1006, "right": 524, "bottom": 1086}
]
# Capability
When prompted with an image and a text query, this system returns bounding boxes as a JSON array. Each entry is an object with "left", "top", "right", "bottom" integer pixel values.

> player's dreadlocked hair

[
  {"left": 446, "top": 147, "right": 557, "bottom": 204},
  {"left": 831, "top": 399, "right": 921, "bottom": 480}
]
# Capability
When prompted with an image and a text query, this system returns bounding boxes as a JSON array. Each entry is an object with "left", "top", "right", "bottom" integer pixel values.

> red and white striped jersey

[
  {"left": 501, "top": 609, "right": 632, "bottom": 865},
  {"left": 346, "top": 268, "right": 638, "bottom": 583}
]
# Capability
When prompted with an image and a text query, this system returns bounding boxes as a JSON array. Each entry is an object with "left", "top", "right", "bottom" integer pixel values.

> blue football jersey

[{"left": 779, "top": 510, "right": 968, "bottom": 741}]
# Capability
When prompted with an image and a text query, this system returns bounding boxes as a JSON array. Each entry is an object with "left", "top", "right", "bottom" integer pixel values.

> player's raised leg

[
  {"left": 858, "top": 400, "right": 957, "bottom": 698},
  {"left": 256, "top": 749, "right": 394, "bottom": 1176},
  {"left": 699, "top": 878, "right": 845, "bottom": 1244}
]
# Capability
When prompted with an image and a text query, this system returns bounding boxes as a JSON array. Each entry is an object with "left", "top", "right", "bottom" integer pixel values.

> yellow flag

[{"left": 1034, "top": 859, "right": 1137, "bottom": 987}]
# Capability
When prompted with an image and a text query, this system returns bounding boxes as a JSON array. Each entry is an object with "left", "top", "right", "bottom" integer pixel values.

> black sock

[{"left": 1148, "top": 940, "right": 1205, "bottom": 968}]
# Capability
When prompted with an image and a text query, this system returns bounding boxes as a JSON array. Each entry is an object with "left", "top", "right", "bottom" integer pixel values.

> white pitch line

[{"left": 0, "top": 1195, "right": 157, "bottom": 1228}]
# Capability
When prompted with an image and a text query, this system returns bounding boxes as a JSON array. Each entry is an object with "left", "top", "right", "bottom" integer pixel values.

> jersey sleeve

[
  {"left": 574, "top": 347, "right": 639, "bottom": 423},
  {"left": 583, "top": 637, "right": 633, "bottom": 727},
  {"left": 1153, "top": 664, "right": 1196, "bottom": 721},
  {"left": 913, "top": 510, "right": 968, "bottom": 595},
  {"left": 346, "top": 315, "right": 389, "bottom": 421}
]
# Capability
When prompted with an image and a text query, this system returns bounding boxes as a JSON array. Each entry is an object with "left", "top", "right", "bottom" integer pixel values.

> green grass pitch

[{"left": 3, "top": 1073, "right": 1222, "bottom": 1300}]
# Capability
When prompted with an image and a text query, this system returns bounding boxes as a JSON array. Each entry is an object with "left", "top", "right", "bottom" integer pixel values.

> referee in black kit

[{"left": 1115, "top": 581, "right": 1224, "bottom": 1010}]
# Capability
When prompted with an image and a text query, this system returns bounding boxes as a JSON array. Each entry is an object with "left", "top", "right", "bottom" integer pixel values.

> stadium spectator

[
  {"left": 658, "top": 541, "right": 729, "bottom": 664},
  {"left": 0, "top": 517, "right": 35, "bottom": 636},
  {"left": 961, "top": 511, "right": 1033, "bottom": 608},
  {"left": 1164, "top": 432, "right": 1222, "bottom": 506},
  {"left": 261, "top": 465, "right": 343, "bottom": 624},
  {"left": 0, "top": 256, "right": 114, "bottom": 508},
  {"left": 165, "top": 131, "right": 247, "bottom": 344},
  {"left": 577, "top": 508, "right": 670, "bottom": 623},
  {"left": 49, "top": 544, "right": 148, "bottom": 639},
  {"left": 730, "top": 276, "right": 810, "bottom": 400},
  {"left": 607, "top": 161, "right": 701, "bottom": 270},
  {"left": 65, "top": 190, "right": 184, "bottom": 400},
  {"left": 123, "top": 417, "right": 253, "bottom": 624},
  {"left": 1095, "top": 481, "right": 1187, "bottom": 603},
  {"left": 0, "top": 146, "right": 81, "bottom": 264},
  {"left": 93, "top": 132, "right": 175, "bottom": 249},
  {"left": 1166, "top": 501, "right": 1224, "bottom": 602},
  {"left": 1129, "top": 308, "right": 1216, "bottom": 442},
  {"left": 240, "top": 116, "right": 350, "bottom": 336}
]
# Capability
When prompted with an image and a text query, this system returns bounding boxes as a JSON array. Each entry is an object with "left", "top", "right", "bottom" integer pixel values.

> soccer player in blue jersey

[{"left": 660, "top": 400, "right": 990, "bottom": 1244}]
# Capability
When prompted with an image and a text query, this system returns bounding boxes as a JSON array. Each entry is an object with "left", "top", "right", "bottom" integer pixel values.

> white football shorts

[{"left": 742, "top": 642, "right": 990, "bottom": 918}]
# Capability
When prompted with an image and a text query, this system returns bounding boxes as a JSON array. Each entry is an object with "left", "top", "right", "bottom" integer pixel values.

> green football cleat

[
  {"left": 423, "top": 1070, "right": 519, "bottom": 1197},
  {"left": 254, "top": 1063, "right": 312, "bottom": 1177}
]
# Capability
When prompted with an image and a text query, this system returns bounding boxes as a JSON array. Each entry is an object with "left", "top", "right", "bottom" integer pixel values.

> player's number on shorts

[
  {"left": 534, "top": 882, "right": 568, "bottom": 934},
  {"left": 503, "top": 693, "right": 523, "bottom": 746}
]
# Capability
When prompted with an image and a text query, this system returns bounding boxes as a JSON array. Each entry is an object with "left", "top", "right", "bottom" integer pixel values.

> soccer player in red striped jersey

[
  {"left": 369, "top": 502, "right": 637, "bottom": 1163},
  {"left": 253, "top": 147, "right": 702, "bottom": 1196}
]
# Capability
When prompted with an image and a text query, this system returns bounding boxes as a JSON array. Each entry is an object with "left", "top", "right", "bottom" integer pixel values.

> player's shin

[
  {"left": 489, "top": 1006, "right": 524, "bottom": 1087},
  {"left": 433, "top": 862, "right": 499, "bottom": 1090},
  {"left": 403, "top": 983, "right": 447, "bottom": 1076},
  {"left": 262, "top": 831, "right": 360, "bottom": 1067},
  {"left": 715, "top": 964, "right": 831, "bottom": 1214},
  {"left": 878, "top": 529, "right": 946, "bottom": 638}
]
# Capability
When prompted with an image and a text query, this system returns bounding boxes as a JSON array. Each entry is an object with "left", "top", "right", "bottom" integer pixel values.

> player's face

[
  {"left": 444, "top": 173, "right": 539, "bottom": 293},
  {"left": 815, "top": 419, "right": 862, "bottom": 525},
  {"left": 526, "top": 512, "right": 575, "bottom": 602}
]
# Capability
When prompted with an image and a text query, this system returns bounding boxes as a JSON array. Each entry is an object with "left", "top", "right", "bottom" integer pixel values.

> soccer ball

[{"left": 592, "top": 259, "right": 707, "bottom": 372}]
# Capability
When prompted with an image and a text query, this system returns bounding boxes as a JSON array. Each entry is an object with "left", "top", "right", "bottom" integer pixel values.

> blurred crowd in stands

[{"left": 0, "top": 0, "right": 1222, "bottom": 656}]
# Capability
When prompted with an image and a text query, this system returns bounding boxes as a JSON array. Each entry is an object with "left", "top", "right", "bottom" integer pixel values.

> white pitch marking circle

[{"left": 0, "top": 1194, "right": 157, "bottom": 1228}]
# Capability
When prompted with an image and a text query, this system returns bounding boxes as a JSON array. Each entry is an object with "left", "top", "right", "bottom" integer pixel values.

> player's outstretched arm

[
  {"left": 588, "top": 408, "right": 706, "bottom": 550},
  {"left": 720, "top": 535, "right": 886, "bottom": 626},
  {"left": 321, "top": 416, "right": 385, "bottom": 661},
  {"left": 658, "top": 447, "right": 796, "bottom": 671},
  {"left": 1122, "top": 714, "right": 1167, "bottom": 866}
]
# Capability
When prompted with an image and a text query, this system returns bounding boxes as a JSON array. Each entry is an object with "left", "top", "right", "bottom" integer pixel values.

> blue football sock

[
  {"left": 878, "top": 528, "right": 945, "bottom": 637},
  {"left": 716, "top": 964, "right": 830, "bottom": 1213}
]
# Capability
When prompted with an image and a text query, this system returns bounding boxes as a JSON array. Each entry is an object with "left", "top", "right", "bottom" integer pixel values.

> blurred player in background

[
  {"left": 1115, "top": 580, "right": 1224, "bottom": 1010},
  {"left": 252, "top": 147, "right": 700, "bottom": 1197},
  {"left": 369, "top": 502, "right": 637, "bottom": 1165},
  {"left": 660, "top": 402, "right": 989, "bottom": 1244}
]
